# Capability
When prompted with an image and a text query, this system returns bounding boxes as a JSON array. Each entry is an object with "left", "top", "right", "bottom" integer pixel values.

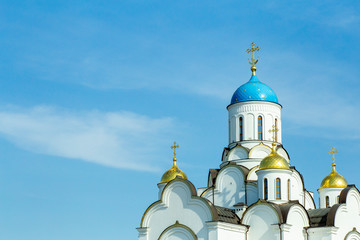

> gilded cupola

[
  {"left": 160, "top": 142, "right": 187, "bottom": 183},
  {"left": 320, "top": 147, "right": 347, "bottom": 189},
  {"left": 258, "top": 125, "right": 290, "bottom": 170}
]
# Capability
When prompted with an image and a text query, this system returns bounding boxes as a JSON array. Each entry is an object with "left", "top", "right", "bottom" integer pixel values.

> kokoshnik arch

[{"left": 137, "top": 43, "right": 360, "bottom": 240}]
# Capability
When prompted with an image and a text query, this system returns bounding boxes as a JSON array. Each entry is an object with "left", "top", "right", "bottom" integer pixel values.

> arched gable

[
  {"left": 140, "top": 178, "right": 218, "bottom": 239},
  {"left": 228, "top": 145, "right": 249, "bottom": 161},
  {"left": 290, "top": 168, "right": 305, "bottom": 203},
  {"left": 284, "top": 204, "right": 310, "bottom": 227},
  {"left": 201, "top": 164, "right": 248, "bottom": 208},
  {"left": 276, "top": 146, "right": 290, "bottom": 161},
  {"left": 246, "top": 165, "right": 259, "bottom": 181},
  {"left": 304, "top": 190, "right": 316, "bottom": 210},
  {"left": 345, "top": 228, "right": 360, "bottom": 240},
  {"left": 242, "top": 200, "right": 282, "bottom": 240},
  {"left": 330, "top": 186, "right": 360, "bottom": 234},
  {"left": 158, "top": 221, "right": 197, "bottom": 240},
  {"left": 339, "top": 185, "right": 360, "bottom": 215},
  {"left": 249, "top": 143, "right": 271, "bottom": 159}
]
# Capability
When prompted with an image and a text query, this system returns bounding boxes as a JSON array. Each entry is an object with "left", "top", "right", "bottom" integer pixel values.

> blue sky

[{"left": 1, "top": 1, "right": 360, "bottom": 239}]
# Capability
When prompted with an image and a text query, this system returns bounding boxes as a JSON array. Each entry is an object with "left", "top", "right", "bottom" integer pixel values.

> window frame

[
  {"left": 258, "top": 116, "right": 263, "bottom": 140},
  {"left": 239, "top": 117, "right": 244, "bottom": 141},
  {"left": 264, "top": 178, "right": 268, "bottom": 200},
  {"left": 276, "top": 178, "right": 281, "bottom": 200},
  {"left": 326, "top": 196, "right": 330, "bottom": 208}
]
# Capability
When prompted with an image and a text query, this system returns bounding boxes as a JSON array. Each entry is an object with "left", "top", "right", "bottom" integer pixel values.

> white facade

[
  {"left": 228, "top": 101, "right": 282, "bottom": 144},
  {"left": 318, "top": 187, "right": 343, "bottom": 208},
  {"left": 138, "top": 69, "right": 360, "bottom": 239}
]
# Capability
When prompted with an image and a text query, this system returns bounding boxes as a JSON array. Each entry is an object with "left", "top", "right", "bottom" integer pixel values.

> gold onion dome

[
  {"left": 258, "top": 143, "right": 290, "bottom": 170},
  {"left": 320, "top": 166, "right": 347, "bottom": 189},
  {"left": 320, "top": 147, "right": 347, "bottom": 189},
  {"left": 160, "top": 142, "right": 187, "bottom": 183}
]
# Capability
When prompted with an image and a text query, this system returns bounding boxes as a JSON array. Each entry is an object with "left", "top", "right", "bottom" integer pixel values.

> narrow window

[
  {"left": 275, "top": 118, "right": 278, "bottom": 142},
  {"left": 239, "top": 117, "right": 244, "bottom": 141},
  {"left": 276, "top": 178, "right": 281, "bottom": 200},
  {"left": 326, "top": 196, "right": 330, "bottom": 208},
  {"left": 337, "top": 195, "right": 340, "bottom": 204},
  {"left": 258, "top": 116, "right": 263, "bottom": 140},
  {"left": 264, "top": 179, "right": 268, "bottom": 200},
  {"left": 287, "top": 179, "right": 290, "bottom": 200}
]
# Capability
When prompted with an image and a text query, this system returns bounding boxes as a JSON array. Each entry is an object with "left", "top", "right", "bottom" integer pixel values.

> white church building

[{"left": 137, "top": 43, "right": 360, "bottom": 240}]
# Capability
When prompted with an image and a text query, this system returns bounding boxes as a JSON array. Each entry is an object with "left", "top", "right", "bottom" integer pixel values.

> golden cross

[
  {"left": 246, "top": 42, "right": 260, "bottom": 68},
  {"left": 171, "top": 141, "right": 179, "bottom": 160},
  {"left": 329, "top": 146, "right": 338, "bottom": 166},
  {"left": 268, "top": 124, "right": 279, "bottom": 143}
]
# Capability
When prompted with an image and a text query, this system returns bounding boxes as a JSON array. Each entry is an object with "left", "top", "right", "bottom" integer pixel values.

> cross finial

[
  {"left": 171, "top": 141, "right": 179, "bottom": 162},
  {"left": 329, "top": 146, "right": 338, "bottom": 167},
  {"left": 268, "top": 124, "right": 279, "bottom": 144},
  {"left": 246, "top": 42, "right": 260, "bottom": 75}
]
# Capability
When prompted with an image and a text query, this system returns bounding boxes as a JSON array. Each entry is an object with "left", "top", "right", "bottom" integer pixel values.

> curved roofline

[
  {"left": 339, "top": 184, "right": 360, "bottom": 204},
  {"left": 158, "top": 221, "right": 198, "bottom": 240},
  {"left": 140, "top": 177, "right": 219, "bottom": 227},
  {"left": 212, "top": 163, "right": 250, "bottom": 188},
  {"left": 248, "top": 142, "right": 272, "bottom": 158},
  {"left": 307, "top": 204, "right": 340, "bottom": 227},
  {"left": 241, "top": 199, "right": 284, "bottom": 224}
]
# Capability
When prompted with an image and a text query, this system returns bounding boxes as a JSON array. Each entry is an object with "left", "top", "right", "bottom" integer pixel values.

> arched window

[
  {"left": 276, "top": 178, "right": 281, "bottom": 200},
  {"left": 264, "top": 179, "right": 268, "bottom": 200},
  {"left": 337, "top": 195, "right": 340, "bottom": 204},
  {"left": 275, "top": 118, "right": 278, "bottom": 142},
  {"left": 258, "top": 116, "right": 263, "bottom": 140},
  {"left": 239, "top": 117, "right": 244, "bottom": 141},
  {"left": 326, "top": 196, "right": 330, "bottom": 208},
  {"left": 287, "top": 179, "right": 290, "bottom": 200}
]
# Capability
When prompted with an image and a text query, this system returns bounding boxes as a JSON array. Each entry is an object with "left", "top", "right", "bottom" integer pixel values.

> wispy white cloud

[{"left": 0, "top": 106, "right": 176, "bottom": 171}]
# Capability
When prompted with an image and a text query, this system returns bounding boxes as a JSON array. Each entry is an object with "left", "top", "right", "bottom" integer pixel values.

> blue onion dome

[{"left": 230, "top": 75, "right": 279, "bottom": 105}]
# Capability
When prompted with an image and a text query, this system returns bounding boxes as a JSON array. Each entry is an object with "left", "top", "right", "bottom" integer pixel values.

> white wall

[
  {"left": 242, "top": 203, "right": 281, "bottom": 240},
  {"left": 201, "top": 165, "right": 246, "bottom": 208},
  {"left": 207, "top": 222, "right": 247, "bottom": 240},
  {"left": 256, "top": 168, "right": 292, "bottom": 204},
  {"left": 141, "top": 179, "right": 214, "bottom": 240},
  {"left": 228, "top": 101, "right": 282, "bottom": 144},
  {"left": 318, "top": 187, "right": 343, "bottom": 208}
]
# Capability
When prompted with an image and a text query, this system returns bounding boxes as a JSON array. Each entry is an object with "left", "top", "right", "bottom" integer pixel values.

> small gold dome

[
  {"left": 160, "top": 158, "right": 187, "bottom": 183},
  {"left": 320, "top": 165, "right": 347, "bottom": 189},
  {"left": 258, "top": 144, "right": 290, "bottom": 170}
]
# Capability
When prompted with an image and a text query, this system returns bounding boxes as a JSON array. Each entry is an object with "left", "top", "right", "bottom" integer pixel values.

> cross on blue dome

[{"left": 230, "top": 75, "right": 279, "bottom": 105}]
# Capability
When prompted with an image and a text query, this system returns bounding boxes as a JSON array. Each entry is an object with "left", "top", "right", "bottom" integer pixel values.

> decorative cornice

[{"left": 229, "top": 102, "right": 281, "bottom": 114}]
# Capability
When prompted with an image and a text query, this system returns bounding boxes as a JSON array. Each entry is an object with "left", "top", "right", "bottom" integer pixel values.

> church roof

[
  {"left": 307, "top": 185, "right": 359, "bottom": 227},
  {"left": 230, "top": 75, "right": 279, "bottom": 105},
  {"left": 319, "top": 149, "right": 348, "bottom": 189},
  {"left": 307, "top": 205, "right": 339, "bottom": 227},
  {"left": 207, "top": 163, "right": 250, "bottom": 187},
  {"left": 214, "top": 206, "right": 241, "bottom": 224},
  {"left": 258, "top": 143, "right": 290, "bottom": 170}
]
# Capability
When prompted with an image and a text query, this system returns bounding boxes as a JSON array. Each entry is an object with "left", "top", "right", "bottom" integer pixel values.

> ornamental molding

[{"left": 229, "top": 104, "right": 281, "bottom": 115}]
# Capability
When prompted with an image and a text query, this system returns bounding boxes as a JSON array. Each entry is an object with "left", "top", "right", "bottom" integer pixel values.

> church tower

[
  {"left": 222, "top": 43, "right": 289, "bottom": 175},
  {"left": 157, "top": 142, "right": 187, "bottom": 199},
  {"left": 227, "top": 43, "right": 282, "bottom": 146},
  {"left": 138, "top": 43, "right": 360, "bottom": 240},
  {"left": 318, "top": 147, "right": 348, "bottom": 208}
]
